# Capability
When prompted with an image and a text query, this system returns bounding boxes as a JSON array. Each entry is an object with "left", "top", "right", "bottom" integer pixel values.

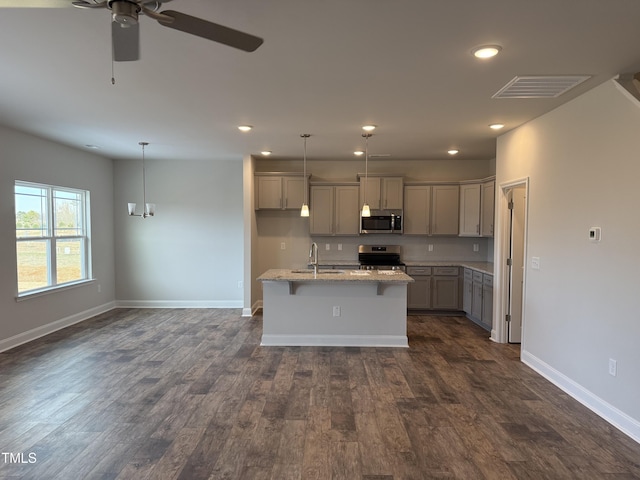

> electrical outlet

[
  {"left": 609, "top": 358, "right": 617, "bottom": 377},
  {"left": 473, "top": 243, "right": 479, "bottom": 252},
  {"left": 338, "top": 243, "right": 342, "bottom": 251},
  {"left": 332, "top": 306, "right": 341, "bottom": 317},
  {"left": 428, "top": 244, "right": 434, "bottom": 252},
  {"left": 237, "top": 281, "right": 243, "bottom": 289},
  {"left": 280, "top": 242, "right": 286, "bottom": 250},
  {"left": 325, "top": 243, "right": 330, "bottom": 251}
]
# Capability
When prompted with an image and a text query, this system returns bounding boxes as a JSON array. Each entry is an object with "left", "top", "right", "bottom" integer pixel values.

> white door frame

[{"left": 491, "top": 177, "right": 529, "bottom": 345}]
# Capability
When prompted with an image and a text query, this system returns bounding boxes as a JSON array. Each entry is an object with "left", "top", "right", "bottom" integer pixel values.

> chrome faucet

[{"left": 309, "top": 242, "right": 319, "bottom": 275}]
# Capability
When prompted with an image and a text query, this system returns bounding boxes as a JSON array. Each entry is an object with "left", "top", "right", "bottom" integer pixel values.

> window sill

[{"left": 16, "top": 279, "right": 96, "bottom": 302}]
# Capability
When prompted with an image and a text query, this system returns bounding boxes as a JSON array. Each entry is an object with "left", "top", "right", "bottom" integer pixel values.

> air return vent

[{"left": 493, "top": 75, "right": 591, "bottom": 99}]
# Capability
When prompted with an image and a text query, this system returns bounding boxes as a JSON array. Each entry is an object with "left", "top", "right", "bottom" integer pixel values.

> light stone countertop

[
  {"left": 258, "top": 268, "right": 414, "bottom": 284},
  {"left": 404, "top": 261, "right": 494, "bottom": 276},
  {"left": 315, "top": 260, "right": 494, "bottom": 276}
]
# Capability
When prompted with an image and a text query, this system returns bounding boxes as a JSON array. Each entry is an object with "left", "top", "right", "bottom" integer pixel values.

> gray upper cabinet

[
  {"left": 404, "top": 184, "right": 459, "bottom": 235},
  {"left": 403, "top": 185, "right": 431, "bottom": 235},
  {"left": 310, "top": 183, "right": 360, "bottom": 236},
  {"left": 459, "top": 183, "right": 481, "bottom": 237},
  {"left": 431, "top": 185, "right": 460, "bottom": 235},
  {"left": 481, "top": 180, "right": 495, "bottom": 237},
  {"left": 255, "top": 174, "right": 307, "bottom": 210},
  {"left": 359, "top": 176, "right": 403, "bottom": 210}
]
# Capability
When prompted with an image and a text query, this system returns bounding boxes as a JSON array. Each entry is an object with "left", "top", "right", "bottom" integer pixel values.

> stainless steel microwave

[{"left": 360, "top": 210, "right": 403, "bottom": 234}]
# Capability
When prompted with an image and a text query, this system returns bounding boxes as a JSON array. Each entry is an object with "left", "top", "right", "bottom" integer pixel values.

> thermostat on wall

[{"left": 589, "top": 227, "right": 601, "bottom": 242}]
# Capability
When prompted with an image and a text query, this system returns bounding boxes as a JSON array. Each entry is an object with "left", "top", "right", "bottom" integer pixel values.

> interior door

[{"left": 507, "top": 186, "right": 526, "bottom": 343}]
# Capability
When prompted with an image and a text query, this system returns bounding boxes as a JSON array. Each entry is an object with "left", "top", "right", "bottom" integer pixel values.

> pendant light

[
  {"left": 127, "top": 141, "right": 156, "bottom": 219},
  {"left": 300, "top": 133, "right": 310, "bottom": 217},
  {"left": 361, "top": 133, "right": 372, "bottom": 217}
]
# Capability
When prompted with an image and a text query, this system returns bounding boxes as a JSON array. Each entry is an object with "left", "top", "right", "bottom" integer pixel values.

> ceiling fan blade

[
  {"left": 112, "top": 21, "right": 140, "bottom": 62},
  {"left": 72, "top": 0, "right": 107, "bottom": 8},
  {"left": 0, "top": 0, "right": 71, "bottom": 6},
  {"left": 157, "top": 10, "right": 263, "bottom": 52}
]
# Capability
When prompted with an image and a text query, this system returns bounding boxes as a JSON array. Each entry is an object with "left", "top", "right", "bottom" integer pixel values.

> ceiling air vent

[{"left": 493, "top": 75, "right": 591, "bottom": 99}]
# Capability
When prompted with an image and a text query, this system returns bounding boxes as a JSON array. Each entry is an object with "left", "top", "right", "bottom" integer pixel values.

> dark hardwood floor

[{"left": 0, "top": 309, "right": 639, "bottom": 479}]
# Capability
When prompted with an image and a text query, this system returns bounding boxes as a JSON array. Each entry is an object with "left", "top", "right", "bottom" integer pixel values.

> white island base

[{"left": 258, "top": 269, "right": 411, "bottom": 347}]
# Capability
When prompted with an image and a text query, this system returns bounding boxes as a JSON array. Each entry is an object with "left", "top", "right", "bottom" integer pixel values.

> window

[{"left": 15, "top": 181, "right": 92, "bottom": 296}]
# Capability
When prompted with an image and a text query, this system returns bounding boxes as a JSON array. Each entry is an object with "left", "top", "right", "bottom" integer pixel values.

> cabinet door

[
  {"left": 256, "top": 176, "right": 282, "bottom": 210},
  {"left": 471, "top": 277, "right": 483, "bottom": 320},
  {"left": 459, "top": 184, "right": 481, "bottom": 236},
  {"left": 360, "top": 177, "right": 381, "bottom": 210},
  {"left": 482, "top": 281, "right": 493, "bottom": 330},
  {"left": 431, "top": 185, "right": 460, "bottom": 235},
  {"left": 334, "top": 185, "right": 360, "bottom": 235},
  {"left": 463, "top": 277, "right": 473, "bottom": 314},
  {"left": 481, "top": 180, "right": 495, "bottom": 237},
  {"left": 283, "top": 176, "right": 305, "bottom": 210},
  {"left": 432, "top": 275, "right": 459, "bottom": 310},
  {"left": 403, "top": 185, "right": 431, "bottom": 234},
  {"left": 381, "top": 177, "right": 403, "bottom": 210},
  {"left": 407, "top": 276, "right": 431, "bottom": 309},
  {"left": 309, "top": 185, "right": 334, "bottom": 235}
]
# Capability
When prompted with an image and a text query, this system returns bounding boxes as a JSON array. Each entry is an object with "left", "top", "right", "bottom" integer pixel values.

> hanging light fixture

[
  {"left": 361, "top": 133, "right": 372, "bottom": 217},
  {"left": 300, "top": 134, "right": 311, "bottom": 217},
  {"left": 127, "top": 141, "right": 155, "bottom": 219}
]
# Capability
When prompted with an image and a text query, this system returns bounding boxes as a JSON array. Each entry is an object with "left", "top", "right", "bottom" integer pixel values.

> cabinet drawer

[
  {"left": 472, "top": 271, "right": 483, "bottom": 283},
  {"left": 433, "top": 266, "right": 458, "bottom": 276},
  {"left": 407, "top": 266, "right": 432, "bottom": 276},
  {"left": 464, "top": 268, "right": 473, "bottom": 281},
  {"left": 483, "top": 274, "right": 493, "bottom": 287}
]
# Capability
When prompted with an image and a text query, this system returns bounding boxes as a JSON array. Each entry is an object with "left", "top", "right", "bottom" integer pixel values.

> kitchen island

[{"left": 257, "top": 269, "right": 414, "bottom": 347}]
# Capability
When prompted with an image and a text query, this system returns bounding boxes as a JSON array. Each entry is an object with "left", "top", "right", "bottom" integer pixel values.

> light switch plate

[
  {"left": 589, "top": 227, "right": 601, "bottom": 242},
  {"left": 531, "top": 256, "right": 540, "bottom": 270}
]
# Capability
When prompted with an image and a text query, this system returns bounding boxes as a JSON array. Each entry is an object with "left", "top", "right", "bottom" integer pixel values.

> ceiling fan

[{"left": 0, "top": 0, "right": 264, "bottom": 61}]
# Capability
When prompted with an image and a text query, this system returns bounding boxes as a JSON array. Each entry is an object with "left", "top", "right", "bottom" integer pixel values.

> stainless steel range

[{"left": 358, "top": 245, "right": 406, "bottom": 271}]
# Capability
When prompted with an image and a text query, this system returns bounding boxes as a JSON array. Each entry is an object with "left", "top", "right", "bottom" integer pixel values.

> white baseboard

[
  {"left": 0, "top": 301, "right": 116, "bottom": 353},
  {"left": 261, "top": 334, "right": 408, "bottom": 348},
  {"left": 115, "top": 300, "right": 243, "bottom": 309},
  {"left": 521, "top": 349, "right": 640, "bottom": 444}
]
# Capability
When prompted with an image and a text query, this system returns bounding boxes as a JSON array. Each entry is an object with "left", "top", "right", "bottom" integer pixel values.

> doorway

[
  {"left": 494, "top": 178, "right": 529, "bottom": 346},
  {"left": 506, "top": 186, "right": 526, "bottom": 343}
]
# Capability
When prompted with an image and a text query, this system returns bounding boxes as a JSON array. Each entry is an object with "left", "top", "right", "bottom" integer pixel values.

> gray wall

[
  {"left": 0, "top": 125, "right": 115, "bottom": 349},
  {"left": 114, "top": 157, "right": 244, "bottom": 307},
  {"left": 496, "top": 79, "right": 640, "bottom": 440}
]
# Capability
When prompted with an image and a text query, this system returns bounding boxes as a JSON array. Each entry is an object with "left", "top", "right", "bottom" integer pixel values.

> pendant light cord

[
  {"left": 140, "top": 141, "right": 148, "bottom": 211},
  {"left": 363, "top": 133, "right": 371, "bottom": 205},
  {"left": 301, "top": 134, "right": 310, "bottom": 205}
]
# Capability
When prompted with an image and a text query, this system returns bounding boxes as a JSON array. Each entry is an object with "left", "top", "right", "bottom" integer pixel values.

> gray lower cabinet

[
  {"left": 407, "top": 266, "right": 459, "bottom": 310},
  {"left": 407, "top": 267, "right": 432, "bottom": 309},
  {"left": 463, "top": 267, "right": 493, "bottom": 331}
]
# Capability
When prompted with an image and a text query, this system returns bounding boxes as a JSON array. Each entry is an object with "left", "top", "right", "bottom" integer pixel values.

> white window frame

[{"left": 14, "top": 180, "right": 93, "bottom": 299}]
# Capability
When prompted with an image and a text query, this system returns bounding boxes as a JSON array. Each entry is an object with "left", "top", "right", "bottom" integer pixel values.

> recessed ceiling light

[
  {"left": 472, "top": 45, "right": 502, "bottom": 59},
  {"left": 489, "top": 123, "right": 505, "bottom": 130},
  {"left": 354, "top": 150, "right": 365, "bottom": 156},
  {"left": 448, "top": 149, "right": 459, "bottom": 155},
  {"left": 261, "top": 150, "right": 272, "bottom": 156},
  {"left": 362, "top": 125, "right": 376, "bottom": 132},
  {"left": 238, "top": 125, "right": 253, "bottom": 132}
]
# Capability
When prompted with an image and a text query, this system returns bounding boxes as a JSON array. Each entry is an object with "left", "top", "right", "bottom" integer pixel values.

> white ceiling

[{"left": 2, "top": 0, "right": 640, "bottom": 162}]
